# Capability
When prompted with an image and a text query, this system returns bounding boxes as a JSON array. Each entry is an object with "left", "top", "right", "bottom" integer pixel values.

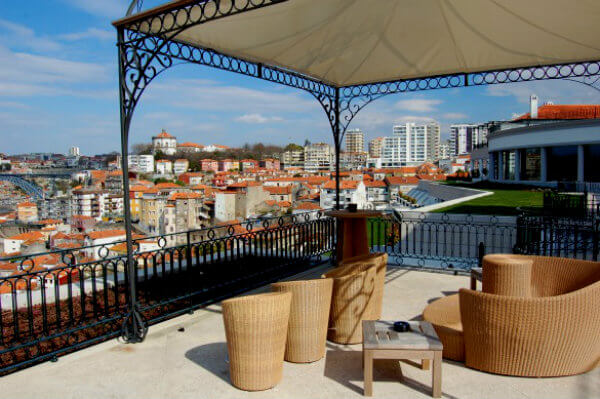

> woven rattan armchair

[
  {"left": 322, "top": 253, "right": 387, "bottom": 344},
  {"left": 222, "top": 292, "right": 292, "bottom": 391},
  {"left": 460, "top": 255, "right": 600, "bottom": 376},
  {"left": 271, "top": 278, "right": 333, "bottom": 363}
]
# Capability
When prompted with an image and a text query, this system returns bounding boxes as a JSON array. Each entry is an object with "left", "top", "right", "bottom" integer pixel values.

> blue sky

[{"left": 2, "top": 0, "right": 600, "bottom": 156}]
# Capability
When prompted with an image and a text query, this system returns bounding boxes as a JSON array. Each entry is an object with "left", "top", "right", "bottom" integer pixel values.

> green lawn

[{"left": 432, "top": 183, "right": 544, "bottom": 216}]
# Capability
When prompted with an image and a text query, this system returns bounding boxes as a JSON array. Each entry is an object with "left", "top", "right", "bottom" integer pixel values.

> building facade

[
  {"left": 345, "top": 129, "right": 364, "bottom": 153},
  {"left": 152, "top": 130, "right": 177, "bottom": 155},
  {"left": 304, "top": 143, "right": 334, "bottom": 173},
  {"left": 368, "top": 137, "right": 383, "bottom": 158},
  {"left": 484, "top": 100, "right": 600, "bottom": 186},
  {"left": 128, "top": 154, "right": 154, "bottom": 173},
  {"left": 381, "top": 122, "right": 440, "bottom": 167},
  {"left": 280, "top": 150, "right": 305, "bottom": 169}
]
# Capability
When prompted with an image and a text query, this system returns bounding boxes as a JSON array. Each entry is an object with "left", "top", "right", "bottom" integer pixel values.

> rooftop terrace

[{"left": 2, "top": 266, "right": 598, "bottom": 399}]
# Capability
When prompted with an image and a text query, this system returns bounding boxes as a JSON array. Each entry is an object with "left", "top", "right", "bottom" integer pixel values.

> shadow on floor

[
  {"left": 323, "top": 349, "right": 401, "bottom": 395},
  {"left": 185, "top": 342, "right": 230, "bottom": 384}
]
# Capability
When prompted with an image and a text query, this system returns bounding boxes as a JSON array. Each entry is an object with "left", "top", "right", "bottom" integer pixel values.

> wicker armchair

[
  {"left": 222, "top": 292, "right": 292, "bottom": 391},
  {"left": 422, "top": 293, "right": 464, "bottom": 362},
  {"left": 323, "top": 253, "right": 387, "bottom": 344},
  {"left": 460, "top": 255, "right": 600, "bottom": 376},
  {"left": 271, "top": 278, "right": 333, "bottom": 363}
]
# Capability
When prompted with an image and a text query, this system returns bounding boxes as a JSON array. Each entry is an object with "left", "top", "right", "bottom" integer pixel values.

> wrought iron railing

[
  {"left": 514, "top": 214, "right": 600, "bottom": 261},
  {"left": 0, "top": 211, "right": 334, "bottom": 374},
  {"left": 367, "top": 212, "right": 517, "bottom": 272}
]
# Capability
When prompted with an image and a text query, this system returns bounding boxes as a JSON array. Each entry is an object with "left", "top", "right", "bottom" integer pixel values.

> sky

[{"left": 2, "top": 0, "right": 600, "bottom": 156}]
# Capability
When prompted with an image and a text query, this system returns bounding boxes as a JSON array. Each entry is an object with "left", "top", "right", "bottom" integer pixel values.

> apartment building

[
  {"left": 155, "top": 159, "right": 173, "bottom": 175},
  {"left": 162, "top": 192, "right": 210, "bottom": 246},
  {"left": 173, "top": 159, "right": 189, "bottom": 175},
  {"left": 345, "top": 129, "right": 364, "bottom": 153},
  {"left": 128, "top": 154, "right": 154, "bottom": 173},
  {"left": 368, "top": 137, "right": 384, "bottom": 158},
  {"left": 16, "top": 201, "right": 38, "bottom": 222},
  {"left": 260, "top": 159, "right": 280, "bottom": 170},
  {"left": 219, "top": 159, "right": 240, "bottom": 171},
  {"left": 339, "top": 151, "right": 367, "bottom": 171},
  {"left": 320, "top": 180, "right": 367, "bottom": 210},
  {"left": 381, "top": 122, "right": 440, "bottom": 167},
  {"left": 280, "top": 150, "right": 305, "bottom": 169},
  {"left": 201, "top": 159, "right": 219, "bottom": 173},
  {"left": 304, "top": 143, "right": 334, "bottom": 173},
  {"left": 71, "top": 190, "right": 113, "bottom": 221},
  {"left": 214, "top": 182, "right": 269, "bottom": 222}
]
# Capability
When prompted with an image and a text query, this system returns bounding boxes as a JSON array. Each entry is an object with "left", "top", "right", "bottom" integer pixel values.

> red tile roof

[
  {"left": 323, "top": 180, "right": 359, "bottom": 189},
  {"left": 87, "top": 230, "right": 126, "bottom": 240},
  {"left": 514, "top": 104, "right": 600, "bottom": 120}
]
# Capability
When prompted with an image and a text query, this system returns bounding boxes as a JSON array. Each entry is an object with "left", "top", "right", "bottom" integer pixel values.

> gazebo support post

[
  {"left": 333, "top": 88, "right": 341, "bottom": 210},
  {"left": 117, "top": 27, "right": 147, "bottom": 343}
]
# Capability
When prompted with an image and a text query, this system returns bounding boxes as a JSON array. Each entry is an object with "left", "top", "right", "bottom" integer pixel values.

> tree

[
  {"left": 154, "top": 150, "right": 166, "bottom": 160},
  {"left": 284, "top": 143, "right": 304, "bottom": 152},
  {"left": 132, "top": 143, "right": 153, "bottom": 155}
]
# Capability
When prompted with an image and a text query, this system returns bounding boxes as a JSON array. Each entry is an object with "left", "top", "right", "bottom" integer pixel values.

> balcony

[
  {"left": 2, "top": 262, "right": 598, "bottom": 399},
  {"left": 1, "top": 211, "right": 599, "bottom": 398}
]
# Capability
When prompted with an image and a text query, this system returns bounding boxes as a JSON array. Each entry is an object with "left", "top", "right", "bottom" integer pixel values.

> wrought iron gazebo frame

[{"left": 114, "top": 0, "right": 600, "bottom": 341}]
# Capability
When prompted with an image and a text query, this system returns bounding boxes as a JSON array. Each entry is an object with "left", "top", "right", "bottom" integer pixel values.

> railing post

[
  {"left": 593, "top": 218, "right": 599, "bottom": 262},
  {"left": 478, "top": 241, "right": 485, "bottom": 267},
  {"left": 186, "top": 231, "right": 193, "bottom": 270}
]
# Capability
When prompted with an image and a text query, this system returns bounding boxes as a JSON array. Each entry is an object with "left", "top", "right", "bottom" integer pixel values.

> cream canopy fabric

[{"left": 120, "top": 0, "right": 600, "bottom": 87}]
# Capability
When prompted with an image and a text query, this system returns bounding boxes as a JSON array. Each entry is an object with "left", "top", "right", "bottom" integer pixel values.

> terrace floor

[{"left": 2, "top": 266, "right": 599, "bottom": 399}]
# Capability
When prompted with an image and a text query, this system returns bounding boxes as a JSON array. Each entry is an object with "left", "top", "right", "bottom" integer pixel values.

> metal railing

[
  {"left": 0, "top": 211, "right": 334, "bottom": 374},
  {"left": 514, "top": 214, "right": 599, "bottom": 261},
  {"left": 367, "top": 211, "right": 517, "bottom": 272},
  {"left": 3, "top": 208, "right": 600, "bottom": 375}
]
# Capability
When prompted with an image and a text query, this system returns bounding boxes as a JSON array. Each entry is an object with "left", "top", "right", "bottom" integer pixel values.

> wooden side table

[
  {"left": 325, "top": 210, "right": 382, "bottom": 263},
  {"left": 362, "top": 320, "right": 443, "bottom": 398},
  {"left": 470, "top": 267, "right": 482, "bottom": 290}
]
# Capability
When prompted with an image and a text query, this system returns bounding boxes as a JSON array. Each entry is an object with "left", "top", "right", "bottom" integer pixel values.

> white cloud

[
  {"left": 59, "top": 28, "right": 114, "bottom": 41},
  {"left": 395, "top": 98, "right": 442, "bottom": 112},
  {"left": 62, "top": 0, "right": 126, "bottom": 19},
  {"left": 144, "top": 79, "right": 320, "bottom": 115},
  {"left": 485, "top": 80, "right": 600, "bottom": 104},
  {"left": 441, "top": 112, "right": 468, "bottom": 120},
  {"left": 0, "top": 19, "right": 62, "bottom": 52},
  {"left": 0, "top": 45, "right": 111, "bottom": 98},
  {"left": 235, "top": 113, "right": 284, "bottom": 124}
]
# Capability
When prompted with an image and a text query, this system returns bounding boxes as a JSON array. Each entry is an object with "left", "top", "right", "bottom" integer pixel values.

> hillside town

[{"left": 2, "top": 96, "right": 600, "bottom": 277}]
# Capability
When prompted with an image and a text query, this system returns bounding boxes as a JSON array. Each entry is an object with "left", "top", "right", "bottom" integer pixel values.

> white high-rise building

[
  {"left": 304, "top": 143, "right": 334, "bottom": 172},
  {"left": 381, "top": 122, "right": 440, "bottom": 167},
  {"left": 450, "top": 124, "right": 489, "bottom": 155},
  {"left": 345, "top": 129, "right": 364, "bottom": 153},
  {"left": 69, "top": 146, "right": 80, "bottom": 156}
]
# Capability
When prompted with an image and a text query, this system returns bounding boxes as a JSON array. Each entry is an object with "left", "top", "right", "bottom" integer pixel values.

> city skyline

[{"left": 3, "top": 1, "right": 600, "bottom": 155}]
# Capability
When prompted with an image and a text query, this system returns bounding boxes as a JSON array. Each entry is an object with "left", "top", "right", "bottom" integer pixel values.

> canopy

[{"left": 115, "top": 0, "right": 600, "bottom": 87}]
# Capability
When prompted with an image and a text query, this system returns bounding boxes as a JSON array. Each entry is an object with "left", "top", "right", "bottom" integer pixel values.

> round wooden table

[{"left": 325, "top": 210, "right": 382, "bottom": 263}]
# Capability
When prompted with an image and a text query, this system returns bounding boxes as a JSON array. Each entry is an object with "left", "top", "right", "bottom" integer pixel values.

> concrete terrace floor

[{"left": 2, "top": 266, "right": 599, "bottom": 399}]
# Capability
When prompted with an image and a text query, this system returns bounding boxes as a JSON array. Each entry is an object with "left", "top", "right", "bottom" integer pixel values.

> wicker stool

[
  {"left": 338, "top": 252, "right": 388, "bottom": 319},
  {"left": 271, "top": 278, "right": 333, "bottom": 363},
  {"left": 222, "top": 292, "right": 292, "bottom": 391}
]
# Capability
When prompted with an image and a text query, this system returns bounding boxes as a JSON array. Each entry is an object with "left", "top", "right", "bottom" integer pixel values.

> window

[
  {"left": 520, "top": 148, "right": 541, "bottom": 181},
  {"left": 547, "top": 146, "right": 577, "bottom": 182},
  {"left": 584, "top": 144, "right": 600, "bottom": 182}
]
